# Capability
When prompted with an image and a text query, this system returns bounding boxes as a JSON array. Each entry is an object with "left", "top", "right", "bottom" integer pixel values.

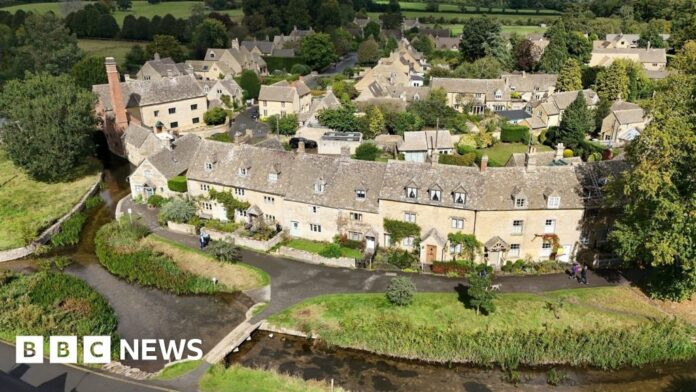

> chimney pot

[{"left": 480, "top": 155, "right": 488, "bottom": 172}]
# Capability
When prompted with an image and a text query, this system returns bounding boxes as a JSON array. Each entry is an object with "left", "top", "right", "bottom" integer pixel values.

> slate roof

[
  {"left": 502, "top": 72, "right": 558, "bottom": 93},
  {"left": 146, "top": 134, "right": 202, "bottom": 179},
  {"left": 142, "top": 57, "right": 189, "bottom": 77},
  {"left": 433, "top": 36, "right": 461, "bottom": 49},
  {"left": 430, "top": 78, "right": 510, "bottom": 101},
  {"left": 400, "top": 130, "right": 453, "bottom": 152},
  {"left": 423, "top": 28, "right": 451, "bottom": 38},
  {"left": 93, "top": 75, "right": 205, "bottom": 110}
]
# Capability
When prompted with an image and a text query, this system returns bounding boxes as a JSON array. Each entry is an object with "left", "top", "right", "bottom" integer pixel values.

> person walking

[
  {"left": 569, "top": 262, "right": 578, "bottom": 280},
  {"left": 580, "top": 265, "right": 588, "bottom": 285}
]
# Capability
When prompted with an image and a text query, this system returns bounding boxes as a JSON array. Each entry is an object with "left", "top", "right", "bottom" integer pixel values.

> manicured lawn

[
  {"left": 78, "top": 39, "right": 149, "bottom": 66},
  {"left": 155, "top": 360, "right": 203, "bottom": 380},
  {"left": 285, "top": 238, "right": 362, "bottom": 259},
  {"left": 199, "top": 364, "right": 344, "bottom": 392},
  {"left": 373, "top": 1, "right": 560, "bottom": 14},
  {"left": 0, "top": 150, "right": 101, "bottom": 250},
  {"left": 476, "top": 142, "right": 553, "bottom": 167},
  {"left": 267, "top": 287, "right": 696, "bottom": 368}
]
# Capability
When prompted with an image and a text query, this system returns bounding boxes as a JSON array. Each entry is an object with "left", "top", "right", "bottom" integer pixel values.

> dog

[{"left": 490, "top": 283, "right": 501, "bottom": 291}]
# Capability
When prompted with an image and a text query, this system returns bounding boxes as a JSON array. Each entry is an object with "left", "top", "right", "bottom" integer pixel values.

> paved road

[
  {"left": 321, "top": 52, "right": 358, "bottom": 75},
  {"left": 0, "top": 343, "right": 169, "bottom": 392}
]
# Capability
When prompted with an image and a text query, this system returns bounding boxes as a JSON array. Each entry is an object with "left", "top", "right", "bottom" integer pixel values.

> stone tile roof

[
  {"left": 549, "top": 89, "right": 598, "bottom": 111},
  {"left": 591, "top": 47, "right": 667, "bottom": 64},
  {"left": 258, "top": 83, "right": 295, "bottom": 102},
  {"left": 502, "top": 72, "right": 558, "bottom": 93},
  {"left": 241, "top": 40, "right": 274, "bottom": 55},
  {"left": 123, "top": 123, "right": 153, "bottom": 148},
  {"left": 147, "top": 134, "right": 202, "bottom": 179},
  {"left": 423, "top": 28, "right": 451, "bottom": 38},
  {"left": 142, "top": 57, "right": 188, "bottom": 77},
  {"left": 644, "top": 69, "right": 670, "bottom": 79},
  {"left": 430, "top": 78, "right": 510, "bottom": 101},
  {"left": 400, "top": 130, "right": 453, "bottom": 152},
  {"left": 271, "top": 48, "right": 295, "bottom": 58},
  {"left": 93, "top": 75, "right": 205, "bottom": 110},
  {"left": 433, "top": 36, "right": 461, "bottom": 49}
]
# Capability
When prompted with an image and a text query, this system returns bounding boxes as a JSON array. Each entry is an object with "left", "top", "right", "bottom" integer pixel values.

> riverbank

[
  {"left": 200, "top": 364, "right": 343, "bottom": 392},
  {"left": 267, "top": 287, "right": 696, "bottom": 369}
]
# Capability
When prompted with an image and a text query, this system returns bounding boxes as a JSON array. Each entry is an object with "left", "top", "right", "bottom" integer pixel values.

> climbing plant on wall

[
  {"left": 383, "top": 219, "right": 421, "bottom": 243},
  {"left": 208, "top": 189, "right": 250, "bottom": 221}
]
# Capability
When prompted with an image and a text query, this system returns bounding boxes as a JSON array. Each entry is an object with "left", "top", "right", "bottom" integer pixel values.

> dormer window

[
  {"left": 429, "top": 188, "right": 441, "bottom": 201},
  {"left": 406, "top": 186, "right": 417, "bottom": 199},
  {"left": 204, "top": 162, "right": 213, "bottom": 171},
  {"left": 495, "top": 90, "right": 502, "bottom": 100},
  {"left": 547, "top": 196, "right": 560, "bottom": 209},
  {"left": 268, "top": 173, "right": 278, "bottom": 183},
  {"left": 356, "top": 189, "right": 366, "bottom": 200},
  {"left": 315, "top": 179, "right": 325, "bottom": 194},
  {"left": 515, "top": 197, "right": 527, "bottom": 208},
  {"left": 453, "top": 191, "right": 466, "bottom": 204},
  {"left": 239, "top": 167, "right": 248, "bottom": 176}
]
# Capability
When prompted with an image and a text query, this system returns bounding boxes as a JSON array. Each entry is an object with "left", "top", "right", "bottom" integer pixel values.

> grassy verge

[
  {"left": 0, "top": 150, "right": 101, "bottom": 251},
  {"left": 0, "top": 271, "right": 119, "bottom": 359},
  {"left": 476, "top": 142, "right": 553, "bottom": 167},
  {"left": 199, "top": 364, "right": 345, "bottom": 392},
  {"left": 155, "top": 360, "right": 203, "bottom": 380},
  {"left": 267, "top": 287, "right": 696, "bottom": 369},
  {"left": 285, "top": 238, "right": 362, "bottom": 259}
]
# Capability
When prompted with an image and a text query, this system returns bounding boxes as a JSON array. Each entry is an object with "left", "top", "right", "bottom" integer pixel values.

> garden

[{"left": 283, "top": 237, "right": 363, "bottom": 259}]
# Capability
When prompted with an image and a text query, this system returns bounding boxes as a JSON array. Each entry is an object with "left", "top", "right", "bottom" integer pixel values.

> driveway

[{"left": 321, "top": 52, "right": 358, "bottom": 75}]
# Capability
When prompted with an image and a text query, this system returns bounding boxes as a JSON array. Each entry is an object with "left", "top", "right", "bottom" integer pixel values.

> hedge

[
  {"left": 431, "top": 260, "right": 475, "bottom": 277},
  {"left": 167, "top": 176, "right": 188, "bottom": 193},
  {"left": 263, "top": 56, "right": 306, "bottom": 73},
  {"left": 438, "top": 152, "right": 476, "bottom": 166},
  {"left": 500, "top": 125, "right": 531, "bottom": 143}
]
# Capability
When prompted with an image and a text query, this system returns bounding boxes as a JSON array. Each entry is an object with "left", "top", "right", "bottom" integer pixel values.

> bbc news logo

[{"left": 16, "top": 336, "right": 203, "bottom": 364}]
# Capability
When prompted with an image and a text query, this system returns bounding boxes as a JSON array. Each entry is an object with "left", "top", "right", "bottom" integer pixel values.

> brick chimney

[
  {"left": 105, "top": 57, "right": 128, "bottom": 131},
  {"left": 480, "top": 155, "right": 488, "bottom": 172}
]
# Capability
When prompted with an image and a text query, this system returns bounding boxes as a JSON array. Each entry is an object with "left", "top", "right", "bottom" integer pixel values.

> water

[{"left": 227, "top": 332, "right": 696, "bottom": 391}]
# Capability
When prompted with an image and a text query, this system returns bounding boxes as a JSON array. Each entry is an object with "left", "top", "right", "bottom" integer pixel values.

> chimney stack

[
  {"left": 555, "top": 142, "right": 564, "bottom": 160},
  {"left": 480, "top": 155, "right": 488, "bottom": 172},
  {"left": 105, "top": 57, "right": 128, "bottom": 131},
  {"left": 154, "top": 52, "right": 160, "bottom": 61},
  {"left": 647, "top": 41, "right": 651, "bottom": 50},
  {"left": 522, "top": 70, "right": 526, "bottom": 78},
  {"left": 297, "top": 141, "right": 305, "bottom": 154}
]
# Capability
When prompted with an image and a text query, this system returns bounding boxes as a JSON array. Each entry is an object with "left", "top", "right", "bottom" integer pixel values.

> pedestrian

[
  {"left": 581, "top": 265, "right": 588, "bottom": 285},
  {"left": 569, "top": 262, "right": 578, "bottom": 280}
]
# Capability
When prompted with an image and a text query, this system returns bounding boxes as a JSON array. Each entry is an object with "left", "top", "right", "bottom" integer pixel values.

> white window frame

[
  {"left": 309, "top": 224, "right": 322, "bottom": 233},
  {"left": 406, "top": 187, "right": 417, "bottom": 199},
  {"left": 509, "top": 244, "right": 520, "bottom": 257},
  {"left": 350, "top": 212, "right": 363, "bottom": 221},
  {"left": 512, "top": 220, "right": 524, "bottom": 235},
  {"left": 544, "top": 219, "right": 556, "bottom": 234},
  {"left": 268, "top": 173, "right": 278, "bottom": 182},
  {"left": 547, "top": 196, "right": 560, "bottom": 209},
  {"left": 541, "top": 241, "right": 553, "bottom": 257},
  {"left": 451, "top": 217, "right": 464, "bottom": 229},
  {"left": 402, "top": 236, "right": 414, "bottom": 247},
  {"left": 515, "top": 197, "right": 527, "bottom": 208},
  {"left": 356, "top": 189, "right": 366, "bottom": 199},
  {"left": 404, "top": 212, "right": 416, "bottom": 223},
  {"left": 234, "top": 187, "right": 245, "bottom": 196},
  {"left": 349, "top": 231, "right": 363, "bottom": 241},
  {"left": 200, "top": 184, "right": 210, "bottom": 191},
  {"left": 430, "top": 189, "right": 441, "bottom": 201},
  {"left": 311, "top": 205, "right": 319, "bottom": 214},
  {"left": 202, "top": 202, "right": 213, "bottom": 210},
  {"left": 453, "top": 192, "right": 466, "bottom": 205},
  {"left": 264, "top": 196, "right": 275, "bottom": 204},
  {"left": 239, "top": 167, "right": 248, "bottom": 176}
]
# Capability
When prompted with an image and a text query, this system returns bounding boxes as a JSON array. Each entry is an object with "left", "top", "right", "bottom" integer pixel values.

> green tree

[
  {"left": 566, "top": 31, "right": 592, "bottom": 63},
  {"left": 407, "top": 87, "right": 457, "bottom": 127},
  {"left": 192, "top": 18, "right": 230, "bottom": 59},
  {"left": 204, "top": 107, "right": 228, "bottom": 125},
  {"left": 380, "top": 0, "right": 402, "bottom": 30},
  {"left": 447, "top": 233, "right": 482, "bottom": 261},
  {"left": 357, "top": 36, "right": 380, "bottom": 65},
  {"left": 300, "top": 33, "right": 337, "bottom": 71},
  {"left": 365, "top": 106, "right": 385, "bottom": 139},
  {"left": 317, "top": 104, "right": 362, "bottom": 133},
  {"left": 607, "top": 76, "right": 696, "bottom": 301},
  {"left": 387, "top": 111, "right": 423, "bottom": 135},
  {"left": 673, "top": 40, "right": 696, "bottom": 75},
  {"left": 266, "top": 114, "right": 299, "bottom": 135},
  {"left": 411, "top": 33, "right": 434, "bottom": 56},
  {"left": 14, "top": 13, "right": 82, "bottom": 76},
  {"left": 0, "top": 73, "right": 96, "bottom": 182},
  {"left": 624, "top": 60, "right": 651, "bottom": 101},
  {"left": 146, "top": 35, "right": 186, "bottom": 63},
  {"left": 124, "top": 44, "right": 147, "bottom": 74},
  {"left": 539, "top": 20, "right": 568, "bottom": 73},
  {"left": 547, "top": 91, "right": 593, "bottom": 149},
  {"left": 638, "top": 25, "right": 665, "bottom": 48},
  {"left": 595, "top": 61, "right": 629, "bottom": 101},
  {"left": 466, "top": 273, "right": 496, "bottom": 315},
  {"left": 71, "top": 56, "right": 107, "bottom": 89},
  {"left": 513, "top": 38, "right": 539, "bottom": 72},
  {"left": 385, "top": 276, "right": 415, "bottom": 306},
  {"left": 331, "top": 28, "right": 353, "bottom": 57},
  {"left": 316, "top": 0, "right": 341, "bottom": 31},
  {"left": 354, "top": 142, "right": 381, "bottom": 161},
  {"left": 117, "top": 0, "right": 132, "bottom": 11},
  {"left": 284, "top": 0, "right": 310, "bottom": 30},
  {"left": 459, "top": 17, "right": 502, "bottom": 62},
  {"left": 363, "top": 20, "right": 381, "bottom": 40},
  {"left": 239, "top": 70, "right": 260, "bottom": 99},
  {"left": 556, "top": 58, "right": 582, "bottom": 91},
  {"left": 453, "top": 56, "right": 502, "bottom": 79}
]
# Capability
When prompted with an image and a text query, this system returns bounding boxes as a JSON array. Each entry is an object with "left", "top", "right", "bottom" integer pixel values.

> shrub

[
  {"left": 466, "top": 273, "right": 496, "bottom": 315},
  {"left": 431, "top": 260, "right": 474, "bottom": 276},
  {"left": 204, "top": 219, "right": 238, "bottom": 233},
  {"left": 319, "top": 243, "right": 343, "bottom": 258},
  {"left": 159, "top": 198, "right": 196, "bottom": 224},
  {"left": 383, "top": 218, "right": 420, "bottom": 243},
  {"left": 167, "top": 176, "right": 188, "bottom": 193},
  {"left": 147, "top": 194, "right": 167, "bottom": 208},
  {"left": 85, "top": 195, "right": 104, "bottom": 210},
  {"left": 204, "top": 107, "right": 227, "bottom": 125},
  {"left": 456, "top": 142, "right": 477, "bottom": 155},
  {"left": 387, "top": 249, "right": 417, "bottom": 269},
  {"left": 333, "top": 234, "right": 364, "bottom": 250},
  {"left": 52, "top": 256, "right": 73, "bottom": 271},
  {"left": 438, "top": 152, "right": 476, "bottom": 166},
  {"left": 290, "top": 63, "right": 311, "bottom": 75},
  {"left": 207, "top": 132, "right": 233, "bottom": 143},
  {"left": 51, "top": 212, "right": 87, "bottom": 247},
  {"left": 354, "top": 142, "right": 381, "bottom": 161},
  {"left": 205, "top": 241, "right": 240, "bottom": 263},
  {"left": 563, "top": 149, "right": 574, "bottom": 158},
  {"left": 500, "top": 124, "right": 530, "bottom": 143},
  {"left": 385, "top": 276, "right": 416, "bottom": 306}
]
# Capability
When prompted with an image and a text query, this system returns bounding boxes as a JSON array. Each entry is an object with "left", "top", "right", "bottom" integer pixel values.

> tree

[
  {"left": 387, "top": 111, "right": 423, "bottom": 135},
  {"left": 158, "top": 198, "right": 196, "bottom": 223},
  {"left": 556, "top": 58, "right": 582, "bottom": 91},
  {"left": 411, "top": 34, "right": 434, "bottom": 56},
  {"left": 357, "top": 36, "right": 380, "bottom": 65},
  {"left": 539, "top": 20, "right": 568, "bottom": 73},
  {"left": 363, "top": 20, "right": 380, "bottom": 40},
  {"left": 447, "top": 233, "right": 481, "bottom": 261},
  {"left": 453, "top": 56, "right": 502, "bottom": 79},
  {"left": 331, "top": 28, "right": 353, "bottom": 57},
  {"left": 117, "top": 0, "right": 132, "bottom": 11},
  {"left": 300, "top": 33, "right": 337, "bottom": 71},
  {"left": 566, "top": 31, "right": 592, "bottom": 63},
  {"left": 365, "top": 106, "right": 385, "bottom": 139},
  {"left": 284, "top": 0, "right": 311, "bottom": 30},
  {"left": 607, "top": 76, "right": 696, "bottom": 301},
  {"left": 380, "top": 0, "right": 402, "bottom": 30},
  {"left": 192, "top": 18, "right": 229, "bottom": 59},
  {"left": 0, "top": 73, "right": 96, "bottom": 182},
  {"left": 124, "top": 44, "right": 147, "bottom": 73},
  {"left": 548, "top": 91, "right": 593, "bottom": 149},
  {"left": 514, "top": 38, "right": 539, "bottom": 71},
  {"left": 265, "top": 114, "right": 299, "bottom": 135},
  {"left": 205, "top": 241, "right": 240, "bottom": 263},
  {"left": 385, "top": 276, "right": 416, "bottom": 306},
  {"left": 466, "top": 273, "right": 496, "bottom": 315},
  {"left": 14, "top": 13, "right": 82, "bottom": 76},
  {"left": 638, "top": 25, "right": 665, "bottom": 48},
  {"left": 146, "top": 35, "right": 186, "bottom": 63},
  {"left": 316, "top": 0, "right": 341, "bottom": 31},
  {"left": 204, "top": 107, "right": 228, "bottom": 125},
  {"left": 239, "top": 70, "right": 260, "bottom": 99},
  {"left": 120, "top": 14, "right": 138, "bottom": 39},
  {"left": 71, "top": 56, "right": 107, "bottom": 89},
  {"left": 317, "top": 104, "right": 362, "bottom": 133},
  {"left": 673, "top": 40, "right": 696, "bottom": 75},
  {"left": 595, "top": 61, "right": 629, "bottom": 101},
  {"left": 624, "top": 60, "right": 651, "bottom": 101},
  {"left": 354, "top": 142, "right": 381, "bottom": 161},
  {"left": 459, "top": 17, "right": 502, "bottom": 62},
  {"left": 407, "top": 87, "right": 457, "bottom": 127},
  {"left": 95, "top": 13, "right": 120, "bottom": 38}
]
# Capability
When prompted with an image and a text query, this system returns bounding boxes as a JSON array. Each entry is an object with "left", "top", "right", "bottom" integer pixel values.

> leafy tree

[
  {"left": 624, "top": 60, "right": 651, "bottom": 101},
  {"left": 239, "top": 70, "right": 260, "bottom": 99},
  {"left": 284, "top": 0, "right": 311, "bottom": 30},
  {"left": 192, "top": 18, "right": 230, "bottom": 59},
  {"left": 638, "top": 25, "right": 665, "bottom": 48},
  {"left": 466, "top": 273, "right": 496, "bottom": 315},
  {"left": 595, "top": 60, "right": 629, "bottom": 101},
  {"left": 71, "top": 56, "right": 107, "bottom": 89},
  {"left": 453, "top": 56, "right": 502, "bottom": 79},
  {"left": 364, "top": 106, "right": 385, "bottom": 139},
  {"left": 300, "top": 33, "right": 338, "bottom": 71},
  {"left": 316, "top": 0, "right": 341, "bottom": 31},
  {"left": 411, "top": 33, "right": 434, "bottom": 56},
  {"left": 363, "top": 20, "right": 381, "bottom": 40},
  {"left": 513, "top": 38, "right": 539, "bottom": 71},
  {"left": 117, "top": 0, "right": 132, "bottom": 11},
  {"left": 566, "top": 31, "right": 592, "bottom": 63},
  {"left": 0, "top": 73, "right": 96, "bottom": 182},
  {"left": 407, "top": 87, "right": 457, "bottom": 127},
  {"left": 95, "top": 13, "right": 120, "bottom": 38},
  {"left": 317, "top": 104, "right": 362, "bottom": 133},
  {"left": 385, "top": 276, "right": 416, "bottom": 306},
  {"left": 354, "top": 142, "right": 381, "bottom": 161},
  {"left": 447, "top": 233, "right": 481, "bottom": 261},
  {"left": 265, "top": 114, "right": 299, "bottom": 135},
  {"left": 120, "top": 14, "right": 138, "bottom": 40},
  {"left": 555, "top": 58, "right": 582, "bottom": 91},
  {"left": 380, "top": 0, "right": 402, "bottom": 30},
  {"left": 607, "top": 76, "right": 696, "bottom": 301},
  {"left": 158, "top": 198, "right": 196, "bottom": 223},
  {"left": 205, "top": 241, "right": 240, "bottom": 263},
  {"left": 459, "top": 17, "right": 502, "bottom": 62},
  {"left": 330, "top": 79, "right": 358, "bottom": 101},
  {"left": 124, "top": 44, "right": 147, "bottom": 73},
  {"left": 135, "top": 16, "right": 152, "bottom": 40},
  {"left": 386, "top": 111, "right": 423, "bottom": 135},
  {"left": 357, "top": 36, "right": 380, "bottom": 65},
  {"left": 547, "top": 91, "right": 593, "bottom": 149},
  {"left": 14, "top": 13, "right": 82, "bottom": 76},
  {"left": 146, "top": 35, "right": 186, "bottom": 63},
  {"left": 539, "top": 20, "right": 568, "bottom": 73},
  {"left": 673, "top": 40, "right": 696, "bottom": 75},
  {"left": 204, "top": 107, "right": 228, "bottom": 125},
  {"left": 331, "top": 28, "right": 353, "bottom": 57}
]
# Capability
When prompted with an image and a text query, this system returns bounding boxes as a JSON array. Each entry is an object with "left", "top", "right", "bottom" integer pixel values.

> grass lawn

[
  {"left": 285, "top": 238, "right": 362, "bottom": 259},
  {"left": 373, "top": 1, "right": 561, "bottom": 15},
  {"left": 423, "top": 23, "right": 545, "bottom": 36},
  {"left": 155, "top": 360, "right": 203, "bottom": 380},
  {"left": 267, "top": 287, "right": 696, "bottom": 368},
  {"left": 78, "top": 39, "right": 149, "bottom": 66},
  {"left": 199, "top": 364, "right": 344, "bottom": 392},
  {"left": 0, "top": 1, "right": 244, "bottom": 25},
  {"left": 145, "top": 235, "right": 270, "bottom": 290},
  {"left": 476, "top": 142, "right": 553, "bottom": 167},
  {"left": 0, "top": 150, "right": 101, "bottom": 251}
]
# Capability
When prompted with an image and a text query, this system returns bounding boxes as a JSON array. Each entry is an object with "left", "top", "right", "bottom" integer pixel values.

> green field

[
  {"left": 374, "top": 1, "right": 561, "bottom": 15},
  {"left": 78, "top": 39, "right": 148, "bottom": 65},
  {"left": 476, "top": 142, "right": 553, "bottom": 167},
  {"left": 0, "top": 1, "right": 243, "bottom": 25},
  {"left": 423, "top": 23, "right": 546, "bottom": 36},
  {"left": 285, "top": 238, "right": 363, "bottom": 259},
  {"left": 200, "top": 365, "right": 344, "bottom": 392}
]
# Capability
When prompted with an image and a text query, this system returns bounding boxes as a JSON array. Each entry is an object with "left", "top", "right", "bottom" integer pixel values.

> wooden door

[{"left": 426, "top": 245, "right": 437, "bottom": 263}]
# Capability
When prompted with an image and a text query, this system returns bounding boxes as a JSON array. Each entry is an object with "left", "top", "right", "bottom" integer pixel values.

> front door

[
  {"left": 144, "top": 187, "right": 154, "bottom": 198},
  {"left": 365, "top": 236, "right": 376, "bottom": 250},
  {"left": 290, "top": 221, "right": 299, "bottom": 236},
  {"left": 426, "top": 245, "right": 437, "bottom": 263}
]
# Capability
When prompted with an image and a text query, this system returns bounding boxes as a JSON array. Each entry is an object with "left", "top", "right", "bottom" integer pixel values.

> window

[
  {"left": 264, "top": 196, "right": 275, "bottom": 204},
  {"left": 495, "top": 90, "right": 502, "bottom": 99},
  {"left": 200, "top": 184, "right": 210, "bottom": 191},
  {"left": 170, "top": 122, "right": 179, "bottom": 128},
  {"left": 263, "top": 100, "right": 267, "bottom": 106},
  {"left": 547, "top": 196, "right": 560, "bottom": 209},
  {"left": 449, "top": 243, "right": 462, "bottom": 254},
  {"left": 144, "top": 169, "right": 152, "bottom": 178},
  {"left": 384, "top": 233, "right": 391, "bottom": 247},
  {"left": 541, "top": 241, "right": 552, "bottom": 257},
  {"left": 168, "top": 108, "right": 176, "bottom": 114},
  {"left": 265, "top": 214, "right": 275, "bottom": 222},
  {"left": 202, "top": 202, "right": 213, "bottom": 210},
  {"left": 453, "top": 192, "right": 466, "bottom": 205},
  {"left": 404, "top": 212, "right": 416, "bottom": 223},
  {"left": 268, "top": 173, "right": 278, "bottom": 182},
  {"left": 314, "top": 181, "right": 325, "bottom": 194},
  {"left": 349, "top": 231, "right": 363, "bottom": 241},
  {"left": 512, "top": 220, "right": 524, "bottom": 234},
  {"left": 190, "top": 104, "right": 198, "bottom": 110},
  {"left": 509, "top": 244, "right": 520, "bottom": 257},
  {"left": 192, "top": 117, "right": 200, "bottom": 124},
  {"left": 544, "top": 219, "right": 556, "bottom": 234},
  {"left": 310, "top": 224, "right": 321, "bottom": 232},
  {"left": 154, "top": 110, "right": 159, "bottom": 117},
  {"left": 204, "top": 162, "right": 213, "bottom": 171},
  {"left": 451, "top": 218, "right": 464, "bottom": 229},
  {"left": 429, "top": 189, "right": 441, "bottom": 201},
  {"left": 515, "top": 197, "right": 527, "bottom": 208},
  {"left": 356, "top": 189, "right": 366, "bottom": 199},
  {"left": 402, "top": 237, "right": 414, "bottom": 247},
  {"left": 263, "top": 110, "right": 267, "bottom": 116},
  {"left": 406, "top": 187, "right": 417, "bottom": 199},
  {"left": 311, "top": 206, "right": 319, "bottom": 214},
  {"left": 217, "top": 89, "right": 223, "bottom": 94},
  {"left": 234, "top": 187, "right": 245, "bottom": 196},
  {"left": 350, "top": 212, "right": 362, "bottom": 221},
  {"left": 239, "top": 167, "right": 248, "bottom": 176}
]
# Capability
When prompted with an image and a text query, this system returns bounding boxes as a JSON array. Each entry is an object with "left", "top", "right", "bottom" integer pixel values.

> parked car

[{"left": 288, "top": 137, "right": 318, "bottom": 149}]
